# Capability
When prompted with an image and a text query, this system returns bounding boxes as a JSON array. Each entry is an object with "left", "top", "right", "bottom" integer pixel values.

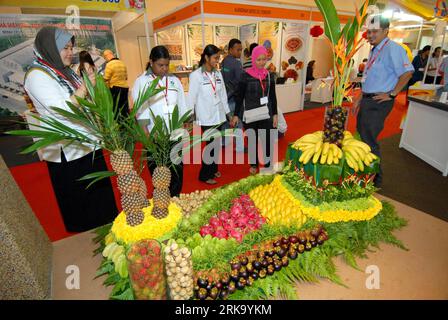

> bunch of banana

[
  {"left": 292, "top": 131, "right": 323, "bottom": 151},
  {"left": 294, "top": 131, "right": 345, "bottom": 165},
  {"left": 102, "top": 242, "right": 128, "bottom": 278},
  {"left": 342, "top": 132, "right": 378, "bottom": 172}
]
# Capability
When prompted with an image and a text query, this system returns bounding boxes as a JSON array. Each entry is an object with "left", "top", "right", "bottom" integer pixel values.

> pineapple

[
  {"left": 110, "top": 150, "right": 134, "bottom": 175},
  {"left": 126, "top": 209, "right": 145, "bottom": 226},
  {"left": 153, "top": 188, "right": 170, "bottom": 209},
  {"left": 117, "top": 171, "right": 141, "bottom": 194},
  {"left": 152, "top": 207, "right": 169, "bottom": 219},
  {"left": 152, "top": 166, "right": 171, "bottom": 189}
]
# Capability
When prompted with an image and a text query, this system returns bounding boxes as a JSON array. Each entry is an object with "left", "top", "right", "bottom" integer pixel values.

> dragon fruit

[{"left": 199, "top": 194, "right": 266, "bottom": 242}]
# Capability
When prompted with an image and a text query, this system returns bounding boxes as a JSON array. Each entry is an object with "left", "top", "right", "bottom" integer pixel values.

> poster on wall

[
  {"left": 280, "top": 22, "right": 309, "bottom": 81},
  {"left": 214, "top": 25, "right": 239, "bottom": 58},
  {"left": 258, "top": 21, "right": 282, "bottom": 74},
  {"left": 0, "top": 14, "right": 117, "bottom": 115},
  {"left": 187, "top": 24, "right": 213, "bottom": 67},
  {"left": 240, "top": 23, "right": 258, "bottom": 64},
  {"left": 157, "top": 26, "right": 186, "bottom": 65}
]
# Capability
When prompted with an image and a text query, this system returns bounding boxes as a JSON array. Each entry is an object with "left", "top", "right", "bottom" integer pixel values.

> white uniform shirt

[
  {"left": 427, "top": 56, "right": 442, "bottom": 77},
  {"left": 24, "top": 69, "right": 97, "bottom": 163},
  {"left": 188, "top": 68, "right": 230, "bottom": 126},
  {"left": 132, "top": 72, "right": 189, "bottom": 131}
]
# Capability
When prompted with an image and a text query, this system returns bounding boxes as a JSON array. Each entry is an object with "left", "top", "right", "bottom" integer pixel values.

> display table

[
  {"left": 51, "top": 195, "right": 448, "bottom": 300},
  {"left": 275, "top": 82, "right": 303, "bottom": 113},
  {"left": 310, "top": 77, "right": 334, "bottom": 104},
  {"left": 400, "top": 96, "right": 448, "bottom": 176}
]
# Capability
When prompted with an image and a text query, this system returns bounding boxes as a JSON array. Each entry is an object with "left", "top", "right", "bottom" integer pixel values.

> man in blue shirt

[{"left": 353, "top": 16, "right": 414, "bottom": 187}]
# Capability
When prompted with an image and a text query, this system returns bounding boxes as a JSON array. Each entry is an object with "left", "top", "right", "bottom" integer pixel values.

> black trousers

[
  {"left": 244, "top": 118, "right": 276, "bottom": 168},
  {"left": 356, "top": 97, "right": 394, "bottom": 184},
  {"left": 110, "top": 86, "right": 129, "bottom": 118},
  {"left": 148, "top": 161, "right": 184, "bottom": 197},
  {"left": 199, "top": 124, "right": 224, "bottom": 182},
  {"left": 47, "top": 150, "right": 118, "bottom": 232}
]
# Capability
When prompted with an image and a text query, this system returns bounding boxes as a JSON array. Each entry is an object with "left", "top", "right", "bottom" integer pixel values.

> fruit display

[
  {"left": 127, "top": 239, "right": 167, "bottom": 300},
  {"left": 192, "top": 225, "right": 328, "bottom": 300},
  {"left": 199, "top": 195, "right": 266, "bottom": 242},
  {"left": 291, "top": 130, "right": 378, "bottom": 171},
  {"left": 172, "top": 190, "right": 213, "bottom": 218},
  {"left": 102, "top": 242, "right": 128, "bottom": 278},
  {"left": 164, "top": 240, "right": 194, "bottom": 300},
  {"left": 111, "top": 200, "right": 182, "bottom": 244},
  {"left": 249, "top": 179, "right": 306, "bottom": 227}
]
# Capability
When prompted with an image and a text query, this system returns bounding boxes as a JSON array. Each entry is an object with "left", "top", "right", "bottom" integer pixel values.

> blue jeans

[{"left": 222, "top": 100, "right": 244, "bottom": 152}]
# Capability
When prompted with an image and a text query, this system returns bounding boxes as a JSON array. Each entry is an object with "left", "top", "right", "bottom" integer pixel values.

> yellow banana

[
  {"left": 300, "top": 144, "right": 315, "bottom": 152},
  {"left": 322, "top": 142, "right": 330, "bottom": 155},
  {"left": 345, "top": 152, "right": 359, "bottom": 171},
  {"left": 314, "top": 140, "right": 323, "bottom": 153},
  {"left": 343, "top": 147, "right": 360, "bottom": 162},
  {"left": 302, "top": 148, "right": 315, "bottom": 164},
  {"left": 312, "top": 144, "right": 323, "bottom": 164},
  {"left": 320, "top": 151, "right": 328, "bottom": 164},
  {"left": 299, "top": 134, "right": 321, "bottom": 144},
  {"left": 357, "top": 158, "right": 365, "bottom": 172},
  {"left": 327, "top": 149, "right": 334, "bottom": 165},
  {"left": 349, "top": 145, "right": 367, "bottom": 161},
  {"left": 333, "top": 156, "right": 340, "bottom": 164},
  {"left": 363, "top": 158, "right": 372, "bottom": 166},
  {"left": 345, "top": 139, "right": 371, "bottom": 153}
]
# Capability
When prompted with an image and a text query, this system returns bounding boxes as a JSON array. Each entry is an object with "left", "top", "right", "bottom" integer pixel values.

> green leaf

[
  {"left": 110, "top": 287, "right": 134, "bottom": 300},
  {"left": 78, "top": 170, "right": 116, "bottom": 189},
  {"left": 314, "top": 0, "right": 341, "bottom": 45}
]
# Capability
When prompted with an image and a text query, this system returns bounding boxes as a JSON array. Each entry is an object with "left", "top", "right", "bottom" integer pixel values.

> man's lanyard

[
  {"left": 204, "top": 71, "right": 217, "bottom": 96},
  {"left": 366, "top": 39, "right": 390, "bottom": 72}
]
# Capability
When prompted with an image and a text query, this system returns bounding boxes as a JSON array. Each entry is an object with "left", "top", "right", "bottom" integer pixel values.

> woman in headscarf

[
  {"left": 24, "top": 26, "right": 118, "bottom": 232},
  {"left": 232, "top": 45, "right": 278, "bottom": 175}
]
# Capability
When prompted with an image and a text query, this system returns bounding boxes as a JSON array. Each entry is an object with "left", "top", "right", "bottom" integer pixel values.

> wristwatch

[{"left": 389, "top": 92, "right": 397, "bottom": 99}]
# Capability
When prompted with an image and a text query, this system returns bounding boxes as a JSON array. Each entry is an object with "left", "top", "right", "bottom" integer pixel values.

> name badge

[{"left": 260, "top": 96, "right": 268, "bottom": 105}]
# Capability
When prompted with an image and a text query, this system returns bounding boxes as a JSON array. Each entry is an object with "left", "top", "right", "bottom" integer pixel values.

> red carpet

[{"left": 9, "top": 93, "right": 408, "bottom": 241}]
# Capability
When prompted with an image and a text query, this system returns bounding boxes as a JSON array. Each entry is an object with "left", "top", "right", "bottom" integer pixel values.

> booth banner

[
  {"left": 0, "top": 14, "right": 117, "bottom": 114},
  {"left": 187, "top": 24, "right": 213, "bottom": 66},
  {"left": 1, "top": 0, "right": 145, "bottom": 12},
  {"left": 258, "top": 21, "right": 281, "bottom": 73},
  {"left": 240, "top": 23, "right": 258, "bottom": 64},
  {"left": 280, "top": 22, "right": 308, "bottom": 80},
  {"left": 157, "top": 26, "right": 187, "bottom": 65},
  {"left": 214, "top": 25, "right": 238, "bottom": 56}
]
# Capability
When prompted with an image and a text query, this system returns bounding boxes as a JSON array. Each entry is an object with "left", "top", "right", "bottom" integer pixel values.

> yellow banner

[{"left": 0, "top": 0, "right": 145, "bottom": 12}]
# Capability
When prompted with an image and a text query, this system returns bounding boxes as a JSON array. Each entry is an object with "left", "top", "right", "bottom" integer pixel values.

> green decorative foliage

[
  {"left": 227, "top": 201, "right": 407, "bottom": 300},
  {"left": 282, "top": 170, "right": 377, "bottom": 205}
]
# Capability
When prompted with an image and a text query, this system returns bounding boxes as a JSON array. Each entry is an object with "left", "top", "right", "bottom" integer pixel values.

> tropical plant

[
  {"left": 315, "top": 0, "right": 374, "bottom": 146},
  {"left": 123, "top": 98, "right": 195, "bottom": 219},
  {"left": 8, "top": 73, "right": 163, "bottom": 227}
]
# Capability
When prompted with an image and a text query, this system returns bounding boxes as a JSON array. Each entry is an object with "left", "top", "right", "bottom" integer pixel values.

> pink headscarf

[{"left": 246, "top": 45, "right": 269, "bottom": 80}]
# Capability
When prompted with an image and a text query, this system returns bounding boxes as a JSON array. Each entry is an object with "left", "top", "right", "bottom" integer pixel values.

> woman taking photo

[
  {"left": 24, "top": 26, "right": 117, "bottom": 232},
  {"left": 131, "top": 45, "right": 189, "bottom": 196},
  {"left": 232, "top": 45, "right": 278, "bottom": 175},
  {"left": 189, "top": 44, "right": 230, "bottom": 185},
  {"left": 77, "top": 50, "right": 96, "bottom": 78}
]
